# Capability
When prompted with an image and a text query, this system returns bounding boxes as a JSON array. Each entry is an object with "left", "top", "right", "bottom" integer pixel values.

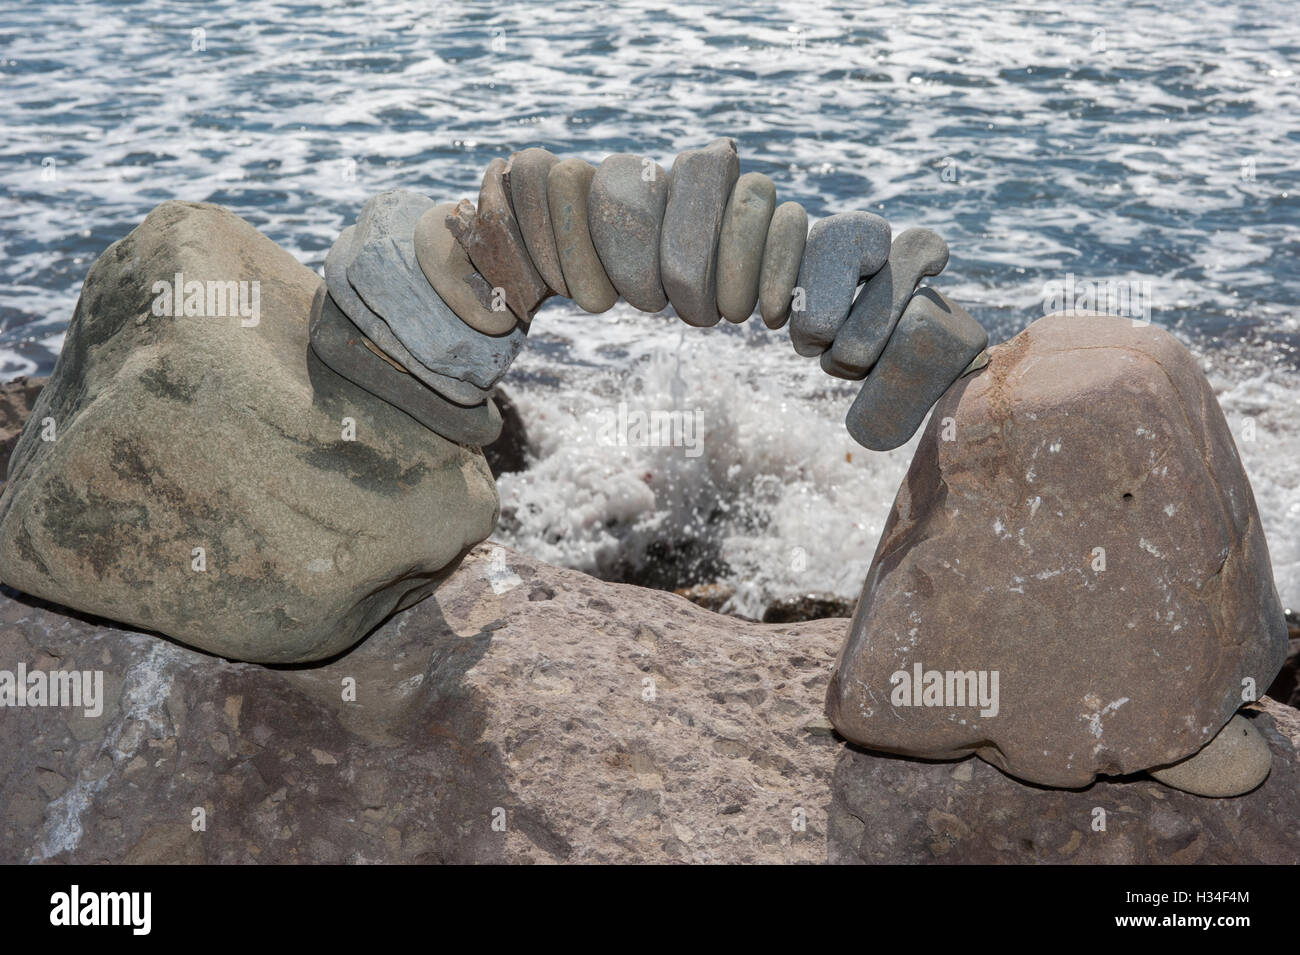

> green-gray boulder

[{"left": 0, "top": 201, "right": 499, "bottom": 663}]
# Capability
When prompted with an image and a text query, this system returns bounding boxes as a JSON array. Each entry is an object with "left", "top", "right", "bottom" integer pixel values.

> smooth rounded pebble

[
  {"left": 588, "top": 153, "right": 670, "bottom": 312},
  {"left": 716, "top": 172, "right": 777, "bottom": 323},
  {"left": 345, "top": 189, "right": 526, "bottom": 391},
  {"left": 757, "top": 201, "right": 808, "bottom": 329},
  {"left": 822, "top": 227, "right": 949, "bottom": 380},
  {"left": 447, "top": 158, "right": 551, "bottom": 323},
  {"left": 659, "top": 138, "right": 740, "bottom": 327},
  {"left": 414, "top": 202, "right": 517, "bottom": 336},
  {"left": 789, "top": 211, "right": 891, "bottom": 356},
  {"left": 844, "top": 287, "right": 987, "bottom": 451},
  {"left": 547, "top": 158, "right": 617, "bottom": 313},
  {"left": 504, "top": 147, "right": 568, "bottom": 297},
  {"left": 325, "top": 224, "right": 492, "bottom": 407},
  {"left": 1150, "top": 715, "right": 1272, "bottom": 797},
  {"left": 309, "top": 291, "right": 503, "bottom": 446}
]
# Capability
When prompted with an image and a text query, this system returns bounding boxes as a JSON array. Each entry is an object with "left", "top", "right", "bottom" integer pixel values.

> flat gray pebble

[
  {"left": 789, "top": 211, "right": 890, "bottom": 356},
  {"left": 716, "top": 172, "right": 776, "bottom": 323},
  {"left": 844, "top": 287, "right": 987, "bottom": 451},
  {"left": 758, "top": 201, "right": 808, "bottom": 329},
  {"left": 588, "top": 153, "right": 669, "bottom": 312},
  {"left": 549, "top": 158, "right": 617, "bottom": 313},
  {"left": 504, "top": 147, "right": 568, "bottom": 297},
  {"left": 822, "top": 227, "right": 949, "bottom": 380},
  {"left": 659, "top": 138, "right": 739, "bottom": 327},
  {"left": 309, "top": 289, "right": 503, "bottom": 446}
]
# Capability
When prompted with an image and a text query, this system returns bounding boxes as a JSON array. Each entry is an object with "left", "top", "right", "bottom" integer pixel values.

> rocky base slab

[
  {"left": 0, "top": 544, "right": 843, "bottom": 864},
  {"left": 3, "top": 543, "right": 1296, "bottom": 864},
  {"left": 829, "top": 699, "right": 1300, "bottom": 864}
]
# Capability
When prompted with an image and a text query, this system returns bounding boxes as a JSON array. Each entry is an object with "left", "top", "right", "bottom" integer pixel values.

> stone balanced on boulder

[
  {"left": 0, "top": 140, "right": 1285, "bottom": 801},
  {"left": 826, "top": 314, "right": 1290, "bottom": 797}
]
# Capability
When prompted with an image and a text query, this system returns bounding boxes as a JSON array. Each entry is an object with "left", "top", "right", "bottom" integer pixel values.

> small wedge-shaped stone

[
  {"left": 326, "top": 224, "right": 492, "bottom": 406},
  {"left": 588, "top": 153, "right": 669, "bottom": 312},
  {"left": 845, "top": 288, "right": 987, "bottom": 451},
  {"left": 1151, "top": 714, "right": 1272, "bottom": 797},
  {"left": 503, "top": 147, "right": 568, "bottom": 297},
  {"left": 548, "top": 158, "right": 617, "bottom": 313},
  {"left": 822, "top": 227, "right": 949, "bottom": 380},
  {"left": 716, "top": 172, "right": 776, "bottom": 323},
  {"left": 414, "top": 202, "right": 517, "bottom": 336},
  {"left": 758, "top": 201, "right": 808, "bottom": 329},
  {"left": 789, "top": 211, "right": 890, "bottom": 356},
  {"left": 310, "top": 290, "right": 503, "bottom": 446},
  {"left": 345, "top": 189, "right": 526, "bottom": 390},
  {"left": 660, "top": 138, "right": 740, "bottom": 327},
  {"left": 447, "top": 158, "right": 551, "bottom": 322}
]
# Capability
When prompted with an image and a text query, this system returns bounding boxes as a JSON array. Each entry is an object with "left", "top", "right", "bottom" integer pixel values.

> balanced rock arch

[
  {"left": 312, "top": 137, "right": 989, "bottom": 456},
  {"left": 0, "top": 140, "right": 1286, "bottom": 801}
]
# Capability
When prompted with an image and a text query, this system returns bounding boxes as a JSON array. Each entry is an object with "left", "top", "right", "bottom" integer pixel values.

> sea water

[{"left": 1, "top": 0, "right": 1296, "bottom": 617}]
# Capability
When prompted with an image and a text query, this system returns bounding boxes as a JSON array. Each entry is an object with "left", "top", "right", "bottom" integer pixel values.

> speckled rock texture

[
  {"left": 827, "top": 313, "right": 1289, "bottom": 788},
  {"left": 829, "top": 698, "right": 1300, "bottom": 864},
  {"left": 3, "top": 542, "right": 1296, "bottom": 864},
  {"left": 0, "top": 543, "right": 844, "bottom": 864},
  {"left": 0, "top": 201, "right": 499, "bottom": 664}
]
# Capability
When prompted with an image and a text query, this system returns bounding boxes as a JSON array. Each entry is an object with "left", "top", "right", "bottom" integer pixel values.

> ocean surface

[{"left": 1, "top": 0, "right": 1297, "bottom": 616}]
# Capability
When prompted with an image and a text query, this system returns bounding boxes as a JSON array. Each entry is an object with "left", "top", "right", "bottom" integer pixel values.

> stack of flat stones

[
  {"left": 319, "top": 140, "right": 988, "bottom": 452},
  {"left": 314, "top": 189, "right": 527, "bottom": 446}
]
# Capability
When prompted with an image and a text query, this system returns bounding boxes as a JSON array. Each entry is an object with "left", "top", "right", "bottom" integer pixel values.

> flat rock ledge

[
  {"left": 1, "top": 543, "right": 1296, "bottom": 864},
  {"left": 0, "top": 544, "right": 843, "bottom": 864}
]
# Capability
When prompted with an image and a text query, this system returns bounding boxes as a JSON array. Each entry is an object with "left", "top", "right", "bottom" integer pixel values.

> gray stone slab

[
  {"left": 326, "top": 224, "right": 492, "bottom": 406},
  {"left": 309, "top": 288, "right": 503, "bottom": 446},
  {"left": 345, "top": 189, "right": 526, "bottom": 391},
  {"left": 659, "top": 138, "right": 740, "bottom": 327},
  {"left": 588, "top": 153, "right": 669, "bottom": 312},
  {"left": 789, "top": 211, "right": 890, "bottom": 356},
  {"left": 757, "top": 201, "right": 808, "bottom": 330},
  {"left": 548, "top": 158, "right": 617, "bottom": 313},
  {"left": 716, "top": 172, "right": 777, "bottom": 323},
  {"left": 822, "top": 227, "right": 949, "bottom": 380},
  {"left": 844, "top": 287, "right": 987, "bottom": 451}
]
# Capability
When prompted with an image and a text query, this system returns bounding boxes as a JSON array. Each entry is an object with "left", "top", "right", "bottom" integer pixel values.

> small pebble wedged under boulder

[
  {"left": 826, "top": 313, "right": 1289, "bottom": 789},
  {"left": 0, "top": 201, "right": 499, "bottom": 664}
]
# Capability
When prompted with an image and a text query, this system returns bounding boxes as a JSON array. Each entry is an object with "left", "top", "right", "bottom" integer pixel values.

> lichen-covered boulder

[
  {"left": 826, "top": 313, "right": 1289, "bottom": 788},
  {"left": 0, "top": 201, "right": 499, "bottom": 664}
]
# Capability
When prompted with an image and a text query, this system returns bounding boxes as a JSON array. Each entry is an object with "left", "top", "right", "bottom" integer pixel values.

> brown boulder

[{"left": 827, "top": 313, "right": 1289, "bottom": 788}]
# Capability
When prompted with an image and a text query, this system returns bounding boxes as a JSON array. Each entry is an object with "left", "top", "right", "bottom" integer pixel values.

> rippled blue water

[{"left": 1, "top": 0, "right": 1297, "bottom": 609}]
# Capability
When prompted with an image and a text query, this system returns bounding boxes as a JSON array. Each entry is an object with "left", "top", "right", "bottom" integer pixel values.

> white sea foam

[{"left": 499, "top": 301, "right": 1300, "bottom": 617}]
